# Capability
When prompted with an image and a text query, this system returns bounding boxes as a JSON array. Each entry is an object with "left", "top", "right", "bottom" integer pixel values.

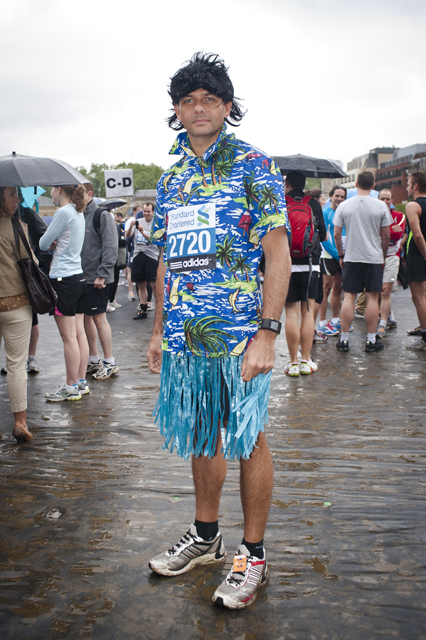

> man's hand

[
  {"left": 147, "top": 334, "right": 163, "bottom": 374},
  {"left": 94, "top": 277, "right": 105, "bottom": 289},
  {"left": 241, "top": 331, "right": 276, "bottom": 382},
  {"left": 49, "top": 241, "right": 57, "bottom": 251}
]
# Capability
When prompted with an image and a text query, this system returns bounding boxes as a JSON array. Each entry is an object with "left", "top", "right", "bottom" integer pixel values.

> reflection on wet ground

[{"left": 1, "top": 288, "right": 425, "bottom": 639}]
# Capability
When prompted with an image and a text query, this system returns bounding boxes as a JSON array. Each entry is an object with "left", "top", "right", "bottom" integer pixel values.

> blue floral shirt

[{"left": 152, "top": 125, "right": 290, "bottom": 357}]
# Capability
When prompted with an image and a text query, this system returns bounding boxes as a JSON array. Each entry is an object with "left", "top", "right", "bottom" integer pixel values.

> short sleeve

[
  {"left": 151, "top": 173, "right": 168, "bottom": 247},
  {"left": 243, "top": 155, "right": 290, "bottom": 244},
  {"left": 333, "top": 204, "right": 344, "bottom": 228}
]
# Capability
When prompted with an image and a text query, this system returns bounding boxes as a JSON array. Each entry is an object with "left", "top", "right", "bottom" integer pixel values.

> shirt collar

[{"left": 169, "top": 124, "right": 231, "bottom": 162}]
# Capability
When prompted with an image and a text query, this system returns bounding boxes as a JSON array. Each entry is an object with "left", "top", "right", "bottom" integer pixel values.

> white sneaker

[
  {"left": 106, "top": 303, "right": 115, "bottom": 313},
  {"left": 110, "top": 300, "right": 122, "bottom": 309},
  {"left": 285, "top": 362, "right": 299, "bottom": 377},
  {"left": 300, "top": 358, "right": 318, "bottom": 374}
]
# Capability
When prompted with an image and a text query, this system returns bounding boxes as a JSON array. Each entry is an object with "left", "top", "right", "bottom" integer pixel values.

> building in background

[{"left": 375, "top": 144, "right": 426, "bottom": 203}]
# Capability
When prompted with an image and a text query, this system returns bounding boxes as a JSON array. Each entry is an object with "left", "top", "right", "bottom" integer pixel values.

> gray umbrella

[
  {"left": 0, "top": 152, "right": 89, "bottom": 187},
  {"left": 273, "top": 154, "right": 347, "bottom": 179},
  {"left": 100, "top": 198, "right": 128, "bottom": 211}
]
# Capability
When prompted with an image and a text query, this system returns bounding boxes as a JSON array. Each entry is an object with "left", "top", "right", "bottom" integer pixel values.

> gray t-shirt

[
  {"left": 133, "top": 217, "right": 159, "bottom": 261},
  {"left": 334, "top": 196, "right": 392, "bottom": 264}
]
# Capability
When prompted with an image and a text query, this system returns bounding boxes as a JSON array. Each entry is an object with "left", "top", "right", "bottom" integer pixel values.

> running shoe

[
  {"left": 110, "top": 300, "right": 122, "bottom": 309},
  {"left": 147, "top": 302, "right": 155, "bottom": 311},
  {"left": 148, "top": 523, "right": 226, "bottom": 576},
  {"left": 45, "top": 384, "right": 82, "bottom": 402},
  {"left": 301, "top": 357, "right": 318, "bottom": 373},
  {"left": 127, "top": 292, "right": 136, "bottom": 301},
  {"left": 212, "top": 544, "right": 268, "bottom": 609},
  {"left": 386, "top": 319, "right": 397, "bottom": 330},
  {"left": 92, "top": 361, "right": 119, "bottom": 380},
  {"left": 354, "top": 308, "right": 365, "bottom": 319},
  {"left": 285, "top": 362, "right": 299, "bottom": 377},
  {"left": 322, "top": 322, "right": 340, "bottom": 336},
  {"left": 407, "top": 326, "right": 421, "bottom": 336},
  {"left": 1, "top": 366, "right": 7, "bottom": 375},
  {"left": 376, "top": 325, "right": 387, "bottom": 339},
  {"left": 77, "top": 380, "right": 90, "bottom": 395},
  {"left": 86, "top": 360, "right": 101, "bottom": 375},
  {"left": 106, "top": 303, "right": 115, "bottom": 313},
  {"left": 134, "top": 311, "right": 148, "bottom": 320},
  {"left": 336, "top": 340, "right": 349, "bottom": 352},
  {"left": 313, "top": 330, "right": 328, "bottom": 344},
  {"left": 406, "top": 337, "right": 426, "bottom": 351},
  {"left": 332, "top": 319, "right": 354, "bottom": 332},
  {"left": 365, "top": 340, "right": 384, "bottom": 352},
  {"left": 26, "top": 357, "right": 40, "bottom": 374},
  {"left": 299, "top": 361, "right": 313, "bottom": 375}
]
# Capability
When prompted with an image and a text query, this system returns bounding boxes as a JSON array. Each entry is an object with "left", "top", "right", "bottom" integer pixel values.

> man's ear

[{"left": 174, "top": 104, "right": 180, "bottom": 120}]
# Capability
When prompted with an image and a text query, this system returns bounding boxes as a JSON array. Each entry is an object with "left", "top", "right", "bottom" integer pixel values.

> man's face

[
  {"left": 379, "top": 191, "right": 392, "bottom": 210},
  {"left": 407, "top": 178, "right": 415, "bottom": 199},
  {"left": 143, "top": 204, "right": 154, "bottom": 222},
  {"left": 331, "top": 188, "right": 346, "bottom": 210},
  {"left": 174, "top": 88, "right": 232, "bottom": 141}
]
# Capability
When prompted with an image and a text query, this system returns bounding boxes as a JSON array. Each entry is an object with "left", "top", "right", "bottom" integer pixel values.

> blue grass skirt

[{"left": 152, "top": 351, "right": 272, "bottom": 461}]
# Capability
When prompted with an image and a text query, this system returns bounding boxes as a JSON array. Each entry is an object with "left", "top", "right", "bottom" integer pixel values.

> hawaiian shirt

[{"left": 152, "top": 125, "right": 290, "bottom": 357}]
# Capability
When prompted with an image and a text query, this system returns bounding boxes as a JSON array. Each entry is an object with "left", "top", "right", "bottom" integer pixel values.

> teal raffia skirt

[{"left": 152, "top": 351, "right": 272, "bottom": 461}]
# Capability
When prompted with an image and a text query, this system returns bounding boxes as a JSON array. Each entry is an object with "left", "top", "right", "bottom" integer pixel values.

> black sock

[
  {"left": 141, "top": 304, "right": 147, "bottom": 312},
  {"left": 194, "top": 519, "right": 218, "bottom": 541},
  {"left": 421, "top": 330, "right": 426, "bottom": 343},
  {"left": 242, "top": 538, "right": 264, "bottom": 559}
]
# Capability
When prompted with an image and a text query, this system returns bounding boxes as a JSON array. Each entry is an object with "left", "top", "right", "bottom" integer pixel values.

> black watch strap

[{"left": 259, "top": 318, "right": 282, "bottom": 335}]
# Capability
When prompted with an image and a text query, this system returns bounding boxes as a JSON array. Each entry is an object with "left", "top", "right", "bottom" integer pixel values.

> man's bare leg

[
  {"left": 192, "top": 430, "right": 227, "bottom": 522},
  {"left": 340, "top": 292, "right": 356, "bottom": 333},
  {"left": 240, "top": 431, "right": 273, "bottom": 542},
  {"left": 365, "top": 292, "right": 380, "bottom": 334},
  {"left": 409, "top": 281, "right": 426, "bottom": 329},
  {"left": 300, "top": 299, "right": 315, "bottom": 361},
  {"left": 84, "top": 315, "right": 99, "bottom": 358},
  {"left": 284, "top": 301, "right": 300, "bottom": 363},
  {"left": 330, "top": 273, "right": 343, "bottom": 318}
]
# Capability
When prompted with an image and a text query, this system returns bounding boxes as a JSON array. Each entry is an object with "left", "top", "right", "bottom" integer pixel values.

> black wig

[{"left": 167, "top": 52, "right": 245, "bottom": 130}]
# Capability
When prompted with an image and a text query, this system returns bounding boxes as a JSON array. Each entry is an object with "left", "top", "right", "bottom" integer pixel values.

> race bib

[{"left": 167, "top": 203, "right": 216, "bottom": 272}]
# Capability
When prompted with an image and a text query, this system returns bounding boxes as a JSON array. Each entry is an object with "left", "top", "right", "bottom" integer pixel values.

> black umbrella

[
  {"left": 100, "top": 198, "right": 128, "bottom": 211},
  {"left": 273, "top": 154, "right": 347, "bottom": 179},
  {"left": 0, "top": 152, "right": 89, "bottom": 187}
]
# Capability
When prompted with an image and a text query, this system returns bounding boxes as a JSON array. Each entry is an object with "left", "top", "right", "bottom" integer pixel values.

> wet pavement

[{"left": 1, "top": 284, "right": 425, "bottom": 640}]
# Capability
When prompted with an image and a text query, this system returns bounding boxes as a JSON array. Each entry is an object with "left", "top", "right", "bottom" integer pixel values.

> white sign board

[{"left": 104, "top": 169, "right": 134, "bottom": 197}]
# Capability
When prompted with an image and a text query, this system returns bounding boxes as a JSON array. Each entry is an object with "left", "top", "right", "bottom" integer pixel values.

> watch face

[{"left": 270, "top": 320, "right": 279, "bottom": 331}]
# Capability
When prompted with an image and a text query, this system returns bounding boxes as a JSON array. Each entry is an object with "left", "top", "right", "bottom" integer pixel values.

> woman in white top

[{"left": 39, "top": 185, "right": 90, "bottom": 402}]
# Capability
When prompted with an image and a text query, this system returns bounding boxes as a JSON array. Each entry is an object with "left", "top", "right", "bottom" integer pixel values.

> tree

[{"left": 75, "top": 162, "right": 164, "bottom": 197}]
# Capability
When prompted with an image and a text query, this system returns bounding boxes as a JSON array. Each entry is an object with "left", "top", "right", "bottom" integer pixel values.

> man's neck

[
  {"left": 357, "top": 188, "right": 371, "bottom": 196},
  {"left": 415, "top": 191, "right": 426, "bottom": 199},
  {"left": 187, "top": 131, "right": 222, "bottom": 158}
]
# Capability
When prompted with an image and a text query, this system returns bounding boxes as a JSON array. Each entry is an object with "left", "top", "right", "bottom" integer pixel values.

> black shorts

[
  {"left": 286, "top": 271, "right": 319, "bottom": 303},
  {"left": 131, "top": 252, "right": 158, "bottom": 284},
  {"left": 80, "top": 283, "right": 112, "bottom": 316},
  {"left": 321, "top": 257, "right": 342, "bottom": 277},
  {"left": 50, "top": 273, "right": 87, "bottom": 317},
  {"left": 342, "top": 262, "right": 383, "bottom": 293},
  {"left": 315, "top": 268, "right": 324, "bottom": 305},
  {"left": 406, "top": 254, "right": 426, "bottom": 283}
]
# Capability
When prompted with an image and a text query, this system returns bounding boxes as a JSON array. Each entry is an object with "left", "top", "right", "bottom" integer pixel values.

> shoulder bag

[{"left": 11, "top": 217, "right": 57, "bottom": 315}]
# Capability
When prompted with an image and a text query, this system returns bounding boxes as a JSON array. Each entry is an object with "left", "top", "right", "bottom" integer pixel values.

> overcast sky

[{"left": 1, "top": 0, "right": 425, "bottom": 174}]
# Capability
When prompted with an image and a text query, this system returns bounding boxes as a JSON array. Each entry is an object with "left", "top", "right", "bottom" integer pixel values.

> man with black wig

[{"left": 147, "top": 52, "right": 291, "bottom": 609}]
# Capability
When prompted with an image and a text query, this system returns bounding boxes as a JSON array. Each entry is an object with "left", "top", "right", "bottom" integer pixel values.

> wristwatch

[
  {"left": 259, "top": 318, "right": 282, "bottom": 335},
  {"left": 339, "top": 254, "right": 345, "bottom": 259}
]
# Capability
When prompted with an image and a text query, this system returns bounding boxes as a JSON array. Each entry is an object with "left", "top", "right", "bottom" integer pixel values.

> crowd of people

[
  {"left": 281, "top": 169, "right": 426, "bottom": 376},
  {"left": 0, "top": 185, "right": 160, "bottom": 440},
  {"left": 1, "top": 50, "right": 425, "bottom": 612}
]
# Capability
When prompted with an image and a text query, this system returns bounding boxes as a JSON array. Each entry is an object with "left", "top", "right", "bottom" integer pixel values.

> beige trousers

[{"left": 0, "top": 305, "right": 32, "bottom": 413}]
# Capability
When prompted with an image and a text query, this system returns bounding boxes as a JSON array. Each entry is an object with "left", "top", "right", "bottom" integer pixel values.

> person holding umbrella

[
  {"left": 0, "top": 187, "right": 34, "bottom": 442},
  {"left": 39, "top": 185, "right": 90, "bottom": 400}
]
